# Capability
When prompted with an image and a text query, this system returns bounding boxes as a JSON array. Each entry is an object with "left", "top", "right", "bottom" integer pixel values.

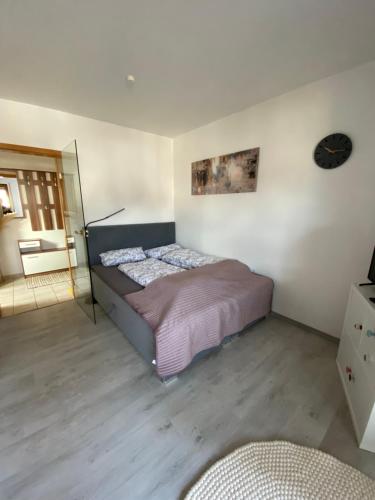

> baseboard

[
  {"left": 1, "top": 272, "right": 24, "bottom": 281},
  {"left": 270, "top": 311, "right": 339, "bottom": 344},
  {"left": 3, "top": 273, "right": 24, "bottom": 278}
]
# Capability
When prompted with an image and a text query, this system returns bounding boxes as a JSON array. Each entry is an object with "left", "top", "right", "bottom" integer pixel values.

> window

[
  {"left": 0, "top": 173, "right": 24, "bottom": 217},
  {"left": 0, "top": 183, "right": 12, "bottom": 210}
]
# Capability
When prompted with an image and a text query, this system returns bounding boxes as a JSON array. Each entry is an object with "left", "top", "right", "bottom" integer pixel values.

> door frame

[
  {"left": 0, "top": 142, "right": 75, "bottom": 295},
  {"left": 0, "top": 143, "right": 61, "bottom": 158}
]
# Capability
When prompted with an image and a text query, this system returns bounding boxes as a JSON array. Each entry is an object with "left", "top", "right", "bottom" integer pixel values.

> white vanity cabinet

[
  {"left": 337, "top": 284, "right": 375, "bottom": 453},
  {"left": 18, "top": 239, "right": 77, "bottom": 276}
]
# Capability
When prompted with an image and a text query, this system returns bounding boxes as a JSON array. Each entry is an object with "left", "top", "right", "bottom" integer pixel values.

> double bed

[{"left": 88, "top": 222, "right": 273, "bottom": 380}]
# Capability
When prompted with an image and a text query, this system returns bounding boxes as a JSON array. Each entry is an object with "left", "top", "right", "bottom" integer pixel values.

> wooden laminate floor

[{"left": 0, "top": 302, "right": 374, "bottom": 500}]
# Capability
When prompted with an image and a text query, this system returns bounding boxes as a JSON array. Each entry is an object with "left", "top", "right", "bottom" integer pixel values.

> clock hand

[{"left": 324, "top": 147, "right": 346, "bottom": 154}]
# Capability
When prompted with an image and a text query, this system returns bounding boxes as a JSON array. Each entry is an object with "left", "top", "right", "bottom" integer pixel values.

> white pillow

[
  {"left": 161, "top": 248, "right": 223, "bottom": 269},
  {"left": 118, "top": 257, "right": 184, "bottom": 286},
  {"left": 100, "top": 247, "right": 146, "bottom": 267},
  {"left": 144, "top": 243, "right": 182, "bottom": 259}
]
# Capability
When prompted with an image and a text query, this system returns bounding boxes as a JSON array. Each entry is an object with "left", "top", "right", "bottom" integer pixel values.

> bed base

[
  {"left": 92, "top": 272, "right": 156, "bottom": 366},
  {"left": 158, "top": 316, "right": 266, "bottom": 382},
  {"left": 93, "top": 271, "right": 267, "bottom": 381}
]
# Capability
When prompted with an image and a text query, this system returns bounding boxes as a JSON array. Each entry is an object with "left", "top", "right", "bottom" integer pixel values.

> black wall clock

[{"left": 314, "top": 133, "right": 352, "bottom": 169}]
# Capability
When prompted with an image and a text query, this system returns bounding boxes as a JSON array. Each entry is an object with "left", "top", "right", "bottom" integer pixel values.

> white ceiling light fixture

[{"left": 127, "top": 74, "right": 135, "bottom": 83}]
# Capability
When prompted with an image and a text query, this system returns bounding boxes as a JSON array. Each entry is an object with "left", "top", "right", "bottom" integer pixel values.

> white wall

[
  {"left": 0, "top": 223, "right": 65, "bottom": 275},
  {"left": 174, "top": 61, "right": 375, "bottom": 338},
  {"left": 0, "top": 98, "right": 173, "bottom": 226},
  {"left": 0, "top": 98, "right": 173, "bottom": 275}
]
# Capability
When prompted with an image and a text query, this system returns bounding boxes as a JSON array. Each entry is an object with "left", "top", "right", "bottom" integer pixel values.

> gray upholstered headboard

[{"left": 87, "top": 222, "right": 176, "bottom": 266}]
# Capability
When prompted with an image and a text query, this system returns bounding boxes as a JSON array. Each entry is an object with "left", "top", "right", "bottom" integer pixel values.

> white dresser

[
  {"left": 19, "top": 238, "right": 77, "bottom": 276},
  {"left": 337, "top": 284, "right": 375, "bottom": 453}
]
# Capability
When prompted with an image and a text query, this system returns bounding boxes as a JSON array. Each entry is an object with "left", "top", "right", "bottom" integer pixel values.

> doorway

[{"left": 0, "top": 142, "right": 94, "bottom": 321}]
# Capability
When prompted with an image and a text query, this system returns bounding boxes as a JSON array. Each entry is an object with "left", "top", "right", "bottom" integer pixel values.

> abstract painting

[{"left": 192, "top": 147, "right": 260, "bottom": 195}]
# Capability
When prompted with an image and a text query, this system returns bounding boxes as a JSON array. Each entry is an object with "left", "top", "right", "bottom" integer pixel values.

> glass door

[{"left": 59, "top": 140, "right": 95, "bottom": 322}]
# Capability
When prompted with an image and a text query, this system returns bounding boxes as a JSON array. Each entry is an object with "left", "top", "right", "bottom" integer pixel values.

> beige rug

[
  {"left": 26, "top": 271, "right": 72, "bottom": 289},
  {"left": 185, "top": 441, "right": 375, "bottom": 500}
]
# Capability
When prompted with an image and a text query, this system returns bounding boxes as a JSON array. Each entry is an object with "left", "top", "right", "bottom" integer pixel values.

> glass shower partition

[{"left": 59, "top": 140, "right": 95, "bottom": 322}]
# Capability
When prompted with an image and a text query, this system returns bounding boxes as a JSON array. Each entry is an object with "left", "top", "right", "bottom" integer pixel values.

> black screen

[{"left": 368, "top": 247, "right": 375, "bottom": 283}]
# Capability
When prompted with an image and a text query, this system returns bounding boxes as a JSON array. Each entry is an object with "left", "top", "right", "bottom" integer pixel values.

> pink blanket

[{"left": 125, "top": 259, "right": 273, "bottom": 378}]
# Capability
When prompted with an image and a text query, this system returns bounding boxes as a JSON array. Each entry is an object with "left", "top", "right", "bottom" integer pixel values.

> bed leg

[
  {"left": 222, "top": 333, "right": 239, "bottom": 347},
  {"left": 160, "top": 375, "right": 178, "bottom": 385}
]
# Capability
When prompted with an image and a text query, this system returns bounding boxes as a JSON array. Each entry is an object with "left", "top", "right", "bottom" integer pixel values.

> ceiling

[{"left": 1, "top": 0, "right": 375, "bottom": 138}]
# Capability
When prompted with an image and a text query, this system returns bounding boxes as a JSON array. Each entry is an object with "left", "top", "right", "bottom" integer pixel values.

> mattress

[
  {"left": 126, "top": 259, "right": 274, "bottom": 378},
  {"left": 91, "top": 264, "right": 143, "bottom": 297},
  {"left": 91, "top": 260, "right": 271, "bottom": 380}
]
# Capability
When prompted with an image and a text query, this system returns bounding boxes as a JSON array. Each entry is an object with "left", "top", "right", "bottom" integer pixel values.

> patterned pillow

[
  {"left": 100, "top": 247, "right": 146, "bottom": 267},
  {"left": 144, "top": 243, "right": 182, "bottom": 259},
  {"left": 118, "top": 258, "right": 184, "bottom": 287},
  {"left": 161, "top": 248, "right": 224, "bottom": 269}
]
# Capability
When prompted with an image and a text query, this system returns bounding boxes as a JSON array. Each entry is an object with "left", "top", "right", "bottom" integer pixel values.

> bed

[{"left": 88, "top": 222, "right": 274, "bottom": 380}]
